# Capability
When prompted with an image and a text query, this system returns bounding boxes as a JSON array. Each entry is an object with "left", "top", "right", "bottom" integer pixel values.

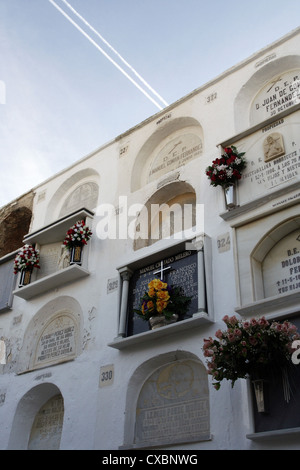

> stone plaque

[
  {"left": 263, "top": 132, "right": 285, "bottom": 162},
  {"left": 135, "top": 360, "right": 210, "bottom": 447},
  {"left": 28, "top": 394, "right": 64, "bottom": 450},
  {"left": 59, "top": 182, "right": 98, "bottom": 218},
  {"left": 0, "top": 258, "right": 16, "bottom": 311},
  {"left": 34, "top": 314, "right": 77, "bottom": 367},
  {"left": 262, "top": 229, "right": 300, "bottom": 298},
  {"left": 127, "top": 250, "right": 198, "bottom": 336},
  {"left": 147, "top": 134, "right": 202, "bottom": 182},
  {"left": 251, "top": 70, "right": 300, "bottom": 124},
  {"left": 234, "top": 112, "right": 300, "bottom": 205},
  {"left": 37, "top": 242, "right": 64, "bottom": 279}
]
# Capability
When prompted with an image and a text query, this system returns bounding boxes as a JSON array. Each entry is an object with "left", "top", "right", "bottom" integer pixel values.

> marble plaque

[
  {"left": 263, "top": 229, "right": 300, "bottom": 298},
  {"left": 147, "top": 134, "right": 202, "bottom": 183},
  {"left": 34, "top": 314, "right": 77, "bottom": 367},
  {"left": 28, "top": 394, "right": 64, "bottom": 450},
  {"left": 135, "top": 361, "right": 210, "bottom": 447},
  {"left": 127, "top": 250, "right": 198, "bottom": 336},
  {"left": 234, "top": 112, "right": 300, "bottom": 205},
  {"left": 37, "top": 242, "right": 64, "bottom": 279},
  {"left": 251, "top": 70, "right": 300, "bottom": 124}
]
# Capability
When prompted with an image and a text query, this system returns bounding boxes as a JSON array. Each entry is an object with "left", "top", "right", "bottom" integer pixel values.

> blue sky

[{"left": 1, "top": 0, "right": 300, "bottom": 207}]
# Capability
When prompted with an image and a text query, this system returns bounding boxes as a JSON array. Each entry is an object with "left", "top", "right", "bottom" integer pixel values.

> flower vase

[
  {"left": 223, "top": 184, "right": 237, "bottom": 210},
  {"left": 149, "top": 314, "right": 179, "bottom": 330},
  {"left": 252, "top": 379, "right": 269, "bottom": 413},
  {"left": 19, "top": 268, "right": 32, "bottom": 287},
  {"left": 70, "top": 245, "right": 83, "bottom": 265}
]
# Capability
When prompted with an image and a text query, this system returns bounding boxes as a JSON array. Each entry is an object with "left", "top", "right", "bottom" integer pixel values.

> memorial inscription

[
  {"left": 135, "top": 361, "right": 210, "bottom": 447},
  {"left": 35, "top": 315, "right": 77, "bottom": 367},
  {"left": 263, "top": 230, "right": 300, "bottom": 298},
  {"left": 127, "top": 250, "right": 198, "bottom": 336},
  {"left": 28, "top": 394, "right": 64, "bottom": 450},
  {"left": 148, "top": 134, "right": 202, "bottom": 182},
  {"left": 242, "top": 148, "right": 300, "bottom": 190},
  {"left": 251, "top": 71, "right": 300, "bottom": 123}
]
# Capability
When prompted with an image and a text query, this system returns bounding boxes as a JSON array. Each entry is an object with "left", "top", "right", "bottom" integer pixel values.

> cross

[{"left": 153, "top": 260, "right": 172, "bottom": 281}]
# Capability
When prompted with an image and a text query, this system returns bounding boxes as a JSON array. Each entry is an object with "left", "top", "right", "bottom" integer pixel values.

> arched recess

[
  {"left": 7, "top": 383, "right": 63, "bottom": 450},
  {"left": 17, "top": 296, "right": 83, "bottom": 374},
  {"left": 45, "top": 168, "right": 100, "bottom": 224},
  {"left": 234, "top": 55, "right": 300, "bottom": 132},
  {"left": 0, "top": 206, "right": 32, "bottom": 257},
  {"left": 131, "top": 117, "right": 203, "bottom": 192},
  {"left": 251, "top": 215, "right": 300, "bottom": 301},
  {"left": 121, "top": 351, "right": 210, "bottom": 449},
  {"left": 134, "top": 181, "right": 196, "bottom": 251}
]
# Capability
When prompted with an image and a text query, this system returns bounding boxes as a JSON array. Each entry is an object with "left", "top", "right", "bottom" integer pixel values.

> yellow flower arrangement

[{"left": 134, "top": 278, "right": 192, "bottom": 322}]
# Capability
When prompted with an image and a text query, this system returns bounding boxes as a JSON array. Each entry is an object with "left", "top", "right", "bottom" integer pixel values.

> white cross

[{"left": 153, "top": 260, "right": 172, "bottom": 281}]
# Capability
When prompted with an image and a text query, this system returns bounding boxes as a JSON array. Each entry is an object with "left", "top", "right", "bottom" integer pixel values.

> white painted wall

[{"left": 0, "top": 28, "right": 300, "bottom": 450}]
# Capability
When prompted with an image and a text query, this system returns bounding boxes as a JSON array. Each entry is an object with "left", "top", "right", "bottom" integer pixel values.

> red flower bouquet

[
  {"left": 14, "top": 244, "right": 40, "bottom": 274},
  {"left": 206, "top": 146, "right": 246, "bottom": 188},
  {"left": 63, "top": 220, "right": 92, "bottom": 249}
]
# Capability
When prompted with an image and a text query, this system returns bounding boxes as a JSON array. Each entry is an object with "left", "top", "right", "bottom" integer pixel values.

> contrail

[
  {"left": 60, "top": 0, "right": 169, "bottom": 108},
  {"left": 48, "top": 0, "right": 167, "bottom": 110}
]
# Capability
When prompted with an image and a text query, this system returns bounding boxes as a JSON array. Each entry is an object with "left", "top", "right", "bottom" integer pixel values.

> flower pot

[
  {"left": 223, "top": 184, "right": 236, "bottom": 210},
  {"left": 70, "top": 245, "right": 83, "bottom": 265},
  {"left": 252, "top": 379, "right": 269, "bottom": 413},
  {"left": 19, "top": 268, "right": 32, "bottom": 287},
  {"left": 149, "top": 314, "right": 178, "bottom": 330}
]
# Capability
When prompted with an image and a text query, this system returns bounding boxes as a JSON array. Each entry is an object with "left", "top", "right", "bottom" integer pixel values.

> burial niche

[
  {"left": 134, "top": 359, "right": 210, "bottom": 448},
  {"left": 28, "top": 393, "right": 64, "bottom": 450},
  {"left": 262, "top": 228, "right": 300, "bottom": 298}
]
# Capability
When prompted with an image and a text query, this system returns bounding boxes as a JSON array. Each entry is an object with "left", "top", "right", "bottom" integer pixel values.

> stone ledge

[
  {"left": 247, "top": 427, "right": 300, "bottom": 441},
  {"left": 235, "top": 290, "right": 300, "bottom": 318},
  {"left": 13, "top": 265, "right": 90, "bottom": 300},
  {"left": 108, "top": 312, "right": 214, "bottom": 350}
]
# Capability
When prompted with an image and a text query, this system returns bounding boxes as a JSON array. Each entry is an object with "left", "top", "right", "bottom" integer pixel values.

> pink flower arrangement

[
  {"left": 203, "top": 315, "right": 300, "bottom": 390},
  {"left": 205, "top": 146, "right": 246, "bottom": 188},
  {"left": 13, "top": 244, "right": 40, "bottom": 274},
  {"left": 63, "top": 220, "right": 92, "bottom": 250}
]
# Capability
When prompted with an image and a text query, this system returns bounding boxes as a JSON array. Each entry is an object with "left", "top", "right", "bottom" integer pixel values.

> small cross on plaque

[{"left": 153, "top": 260, "right": 172, "bottom": 281}]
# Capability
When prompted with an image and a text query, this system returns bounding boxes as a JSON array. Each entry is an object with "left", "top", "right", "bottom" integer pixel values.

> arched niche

[
  {"left": 45, "top": 168, "right": 100, "bottom": 224},
  {"left": 121, "top": 351, "right": 210, "bottom": 449},
  {"left": 251, "top": 216, "right": 300, "bottom": 301},
  {"left": 131, "top": 117, "right": 203, "bottom": 192},
  {"left": 17, "top": 296, "right": 83, "bottom": 374},
  {"left": 133, "top": 181, "right": 196, "bottom": 251},
  {"left": 7, "top": 383, "right": 63, "bottom": 450},
  {"left": 234, "top": 56, "right": 300, "bottom": 132}
]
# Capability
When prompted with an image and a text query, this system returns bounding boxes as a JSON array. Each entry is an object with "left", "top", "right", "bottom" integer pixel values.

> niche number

[
  {"left": 99, "top": 365, "right": 114, "bottom": 387},
  {"left": 101, "top": 370, "right": 113, "bottom": 382},
  {"left": 217, "top": 233, "right": 231, "bottom": 253}
]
